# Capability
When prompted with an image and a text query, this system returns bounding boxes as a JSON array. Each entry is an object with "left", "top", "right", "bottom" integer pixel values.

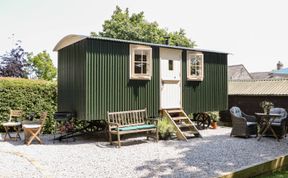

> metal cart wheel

[{"left": 196, "top": 112, "right": 211, "bottom": 130}]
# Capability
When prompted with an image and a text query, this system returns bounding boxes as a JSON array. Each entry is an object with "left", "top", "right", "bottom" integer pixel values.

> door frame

[{"left": 159, "top": 47, "right": 182, "bottom": 110}]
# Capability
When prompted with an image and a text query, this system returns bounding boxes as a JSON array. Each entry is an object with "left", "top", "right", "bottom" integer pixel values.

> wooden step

[
  {"left": 167, "top": 109, "right": 183, "bottom": 114},
  {"left": 171, "top": 116, "right": 187, "bottom": 121},
  {"left": 183, "top": 130, "right": 201, "bottom": 137},
  {"left": 176, "top": 123, "right": 193, "bottom": 128}
]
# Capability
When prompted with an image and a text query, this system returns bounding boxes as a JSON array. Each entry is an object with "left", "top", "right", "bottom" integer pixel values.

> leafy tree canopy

[
  {"left": 0, "top": 40, "right": 30, "bottom": 78},
  {"left": 28, "top": 51, "right": 56, "bottom": 81},
  {"left": 91, "top": 6, "right": 196, "bottom": 47}
]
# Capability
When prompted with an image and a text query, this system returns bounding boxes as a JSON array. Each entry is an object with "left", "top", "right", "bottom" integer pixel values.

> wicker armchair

[
  {"left": 263, "top": 108, "right": 287, "bottom": 138},
  {"left": 230, "top": 106, "right": 258, "bottom": 138}
]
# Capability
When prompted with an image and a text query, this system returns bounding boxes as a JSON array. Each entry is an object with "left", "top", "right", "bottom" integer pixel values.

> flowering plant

[
  {"left": 58, "top": 120, "right": 75, "bottom": 133},
  {"left": 260, "top": 101, "right": 274, "bottom": 114}
]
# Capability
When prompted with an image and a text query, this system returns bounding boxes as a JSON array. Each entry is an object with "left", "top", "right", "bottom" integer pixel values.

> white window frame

[
  {"left": 187, "top": 51, "right": 204, "bottom": 81},
  {"left": 129, "top": 44, "right": 152, "bottom": 80}
]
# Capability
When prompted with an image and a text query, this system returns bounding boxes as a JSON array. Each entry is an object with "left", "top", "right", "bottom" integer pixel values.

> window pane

[
  {"left": 168, "top": 60, "right": 173, "bottom": 70},
  {"left": 142, "top": 63, "right": 147, "bottom": 74},
  {"left": 135, "top": 62, "right": 142, "bottom": 74},
  {"left": 143, "top": 54, "right": 147, "bottom": 61},
  {"left": 135, "top": 54, "right": 141, "bottom": 62},
  {"left": 191, "top": 58, "right": 200, "bottom": 66},
  {"left": 191, "top": 57, "right": 196, "bottom": 65},
  {"left": 191, "top": 66, "right": 196, "bottom": 75}
]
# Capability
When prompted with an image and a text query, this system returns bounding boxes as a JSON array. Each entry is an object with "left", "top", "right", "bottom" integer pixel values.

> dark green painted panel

[
  {"left": 86, "top": 39, "right": 160, "bottom": 120},
  {"left": 57, "top": 40, "right": 86, "bottom": 120},
  {"left": 57, "top": 38, "right": 227, "bottom": 121},
  {"left": 182, "top": 51, "right": 228, "bottom": 114}
]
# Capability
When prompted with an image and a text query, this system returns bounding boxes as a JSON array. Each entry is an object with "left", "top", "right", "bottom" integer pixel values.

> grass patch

[{"left": 258, "top": 170, "right": 288, "bottom": 178}]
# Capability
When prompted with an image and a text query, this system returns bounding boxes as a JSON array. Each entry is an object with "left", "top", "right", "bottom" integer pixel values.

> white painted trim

[
  {"left": 53, "top": 34, "right": 87, "bottom": 51},
  {"left": 129, "top": 44, "right": 152, "bottom": 80},
  {"left": 186, "top": 51, "right": 204, "bottom": 81}
]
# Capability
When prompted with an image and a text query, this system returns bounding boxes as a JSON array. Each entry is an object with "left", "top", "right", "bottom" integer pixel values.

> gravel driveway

[{"left": 1, "top": 127, "right": 288, "bottom": 178}]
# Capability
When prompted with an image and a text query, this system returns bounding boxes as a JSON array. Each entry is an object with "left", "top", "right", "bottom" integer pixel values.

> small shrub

[
  {"left": 157, "top": 117, "right": 176, "bottom": 140},
  {"left": 207, "top": 111, "right": 220, "bottom": 122},
  {"left": 0, "top": 77, "right": 57, "bottom": 133},
  {"left": 188, "top": 113, "right": 194, "bottom": 120}
]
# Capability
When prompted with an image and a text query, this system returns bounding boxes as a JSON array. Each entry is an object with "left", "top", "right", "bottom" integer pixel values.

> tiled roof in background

[
  {"left": 228, "top": 65, "right": 252, "bottom": 80},
  {"left": 250, "top": 72, "right": 273, "bottom": 80},
  {"left": 228, "top": 79, "right": 288, "bottom": 96}
]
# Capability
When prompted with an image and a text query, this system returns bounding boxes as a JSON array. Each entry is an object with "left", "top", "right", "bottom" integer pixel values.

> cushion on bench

[{"left": 116, "top": 124, "right": 156, "bottom": 131}]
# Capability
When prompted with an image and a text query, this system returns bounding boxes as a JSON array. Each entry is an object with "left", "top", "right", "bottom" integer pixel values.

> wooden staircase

[{"left": 163, "top": 109, "right": 202, "bottom": 141}]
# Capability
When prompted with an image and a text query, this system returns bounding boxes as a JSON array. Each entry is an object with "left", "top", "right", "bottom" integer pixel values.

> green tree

[
  {"left": 28, "top": 51, "right": 56, "bottom": 81},
  {"left": 91, "top": 6, "right": 196, "bottom": 47}
]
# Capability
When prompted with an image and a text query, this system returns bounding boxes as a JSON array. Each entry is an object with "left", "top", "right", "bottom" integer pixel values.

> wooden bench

[{"left": 107, "top": 109, "right": 158, "bottom": 147}]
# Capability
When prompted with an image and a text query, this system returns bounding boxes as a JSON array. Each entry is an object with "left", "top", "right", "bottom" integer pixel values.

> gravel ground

[{"left": 1, "top": 127, "right": 288, "bottom": 178}]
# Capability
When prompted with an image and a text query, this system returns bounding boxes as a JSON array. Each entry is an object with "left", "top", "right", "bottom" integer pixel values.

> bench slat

[
  {"left": 107, "top": 110, "right": 149, "bottom": 126},
  {"left": 108, "top": 109, "right": 146, "bottom": 115}
]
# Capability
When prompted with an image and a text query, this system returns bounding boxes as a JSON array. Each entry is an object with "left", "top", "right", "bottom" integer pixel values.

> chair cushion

[
  {"left": 271, "top": 122, "right": 281, "bottom": 126},
  {"left": 22, "top": 124, "right": 41, "bottom": 129},
  {"left": 137, "top": 124, "right": 156, "bottom": 129},
  {"left": 116, "top": 124, "right": 156, "bottom": 131},
  {"left": 270, "top": 108, "right": 287, "bottom": 119},
  {"left": 269, "top": 108, "right": 287, "bottom": 124},
  {"left": 273, "top": 118, "right": 282, "bottom": 123},
  {"left": 230, "top": 107, "right": 242, "bottom": 117},
  {"left": 2, "top": 122, "right": 21, "bottom": 126},
  {"left": 246, "top": 122, "right": 257, "bottom": 126}
]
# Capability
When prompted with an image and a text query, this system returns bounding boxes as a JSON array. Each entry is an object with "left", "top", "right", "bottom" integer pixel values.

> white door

[{"left": 160, "top": 48, "right": 182, "bottom": 109}]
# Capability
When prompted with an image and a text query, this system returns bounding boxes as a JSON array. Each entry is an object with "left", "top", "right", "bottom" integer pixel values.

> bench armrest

[
  {"left": 107, "top": 122, "right": 119, "bottom": 128},
  {"left": 231, "top": 115, "right": 247, "bottom": 126},
  {"left": 146, "top": 118, "right": 159, "bottom": 125},
  {"left": 242, "top": 113, "right": 256, "bottom": 122},
  {"left": 108, "top": 122, "right": 119, "bottom": 126}
]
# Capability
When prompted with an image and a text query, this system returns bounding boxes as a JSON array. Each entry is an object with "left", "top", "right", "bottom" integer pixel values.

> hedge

[{"left": 0, "top": 77, "right": 57, "bottom": 133}]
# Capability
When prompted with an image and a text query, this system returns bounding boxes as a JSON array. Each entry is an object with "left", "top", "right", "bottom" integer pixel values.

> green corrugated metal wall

[
  {"left": 57, "top": 38, "right": 227, "bottom": 121},
  {"left": 57, "top": 40, "right": 86, "bottom": 120},
  {"left": 85, "top": 39, "right": 160, "bottom": 120},
  {"left": 182, "top": 51, "right": 228, "bottom": 114}
]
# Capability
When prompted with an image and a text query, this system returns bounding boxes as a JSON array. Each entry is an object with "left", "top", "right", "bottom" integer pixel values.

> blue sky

[{"left": 0, "top": 0, "right": 287, "bottom": 72}]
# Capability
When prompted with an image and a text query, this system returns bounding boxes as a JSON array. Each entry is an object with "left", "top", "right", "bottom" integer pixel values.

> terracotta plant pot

[{"left": 211, "top": 121, "right": 217, "bottom": 129}]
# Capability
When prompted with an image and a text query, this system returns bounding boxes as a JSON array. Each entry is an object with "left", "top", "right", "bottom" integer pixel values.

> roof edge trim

[
  {"left": 229, "top": 78, "right": 288, "bottom": 82},
  {"left": 53, "top": 34, "right": 87, "bottom": 51},
  {"left": 87, "top": 36, "right": 229, "bottom": 54}
]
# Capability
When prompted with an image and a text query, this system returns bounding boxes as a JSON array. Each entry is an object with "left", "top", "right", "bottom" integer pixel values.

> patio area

[{"left": 1, "top": 126, "right": 288, "bottom": 178}]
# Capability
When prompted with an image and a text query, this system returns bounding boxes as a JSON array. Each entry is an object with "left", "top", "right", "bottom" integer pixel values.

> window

[
  {"left": 187, "top": 51, "right": 204, "bottom": 81},
  {"left": 168, "top": 60, "right": 173, "bottom": 71},
  {"left": 130, "top": 45, "right": 152, "bottom": 80}
]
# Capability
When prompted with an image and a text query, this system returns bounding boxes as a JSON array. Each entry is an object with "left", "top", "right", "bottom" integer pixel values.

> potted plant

[
  {"left": 260, "top": 101, "right": 274, "bottom": 114},
  {"left": 157, "top": 117, "right": 176, "bottom": 140},
  {"left": 208, "top": 112, "right": 219, "bottom": 129}
]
